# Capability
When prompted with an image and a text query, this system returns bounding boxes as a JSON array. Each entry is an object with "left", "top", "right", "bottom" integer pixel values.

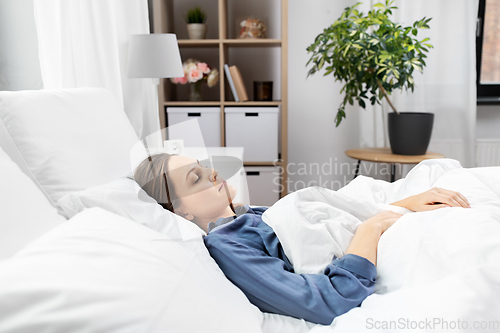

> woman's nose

[{"left": 209, "top": 169, "right": 218, "bottom": 183}]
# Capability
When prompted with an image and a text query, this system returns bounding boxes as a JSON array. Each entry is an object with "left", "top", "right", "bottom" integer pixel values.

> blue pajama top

[{"left": 203, "top": 206, "right": 377, "bottom": 325}]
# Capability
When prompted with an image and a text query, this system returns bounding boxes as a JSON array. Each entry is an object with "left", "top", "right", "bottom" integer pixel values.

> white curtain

[
  {"left": 359, "top": 0, "right": 478, "bottom": 168},
  {"left": 33, "top": 0, "right": 159, "bottom": 140}
]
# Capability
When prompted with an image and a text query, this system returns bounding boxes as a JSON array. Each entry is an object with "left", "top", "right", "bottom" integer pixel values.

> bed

[{"left": 0, "top": 88, "right": 498, "bottom": 333}]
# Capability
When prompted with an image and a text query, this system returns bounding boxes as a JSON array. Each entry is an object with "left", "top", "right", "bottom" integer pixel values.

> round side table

[{"left": 345, "top": 147, "right": 445, "bottom": 182}]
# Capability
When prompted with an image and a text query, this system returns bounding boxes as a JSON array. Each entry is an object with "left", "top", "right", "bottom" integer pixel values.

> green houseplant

[
  {"left": 184, "top": 6, "right": 207, "bottom": 39},
  {"left": 306, "top": 0, "right": 434, "bottom": 155}
]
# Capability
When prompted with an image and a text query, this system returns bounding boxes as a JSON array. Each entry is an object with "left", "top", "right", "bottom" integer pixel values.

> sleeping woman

[{"left": 133, "top": 153, "right": 470, "bottom": 325}]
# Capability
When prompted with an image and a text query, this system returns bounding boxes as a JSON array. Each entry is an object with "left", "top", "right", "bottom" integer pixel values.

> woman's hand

[
  {"left": 391, "top": 187, "right": 470, "bottom": 212},
  {"left": 345, "top": 211, "right": 402, "bottom": 265},
  {"left": 362, "top": 210, "right": 403, "bottom": 235}
]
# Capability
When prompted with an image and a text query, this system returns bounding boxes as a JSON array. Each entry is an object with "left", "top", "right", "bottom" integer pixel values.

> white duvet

[{"left": 262, "top": 159, "right": 500, "bottom": 332}]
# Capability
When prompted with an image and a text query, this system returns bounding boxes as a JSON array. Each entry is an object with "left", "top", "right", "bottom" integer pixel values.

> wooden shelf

[
  {"left": 152, "top": 0, "right": 289, "bottom": 199},
  {"left": 176, "top": 39, "right": 282, "bottom": 48},
  {"left": 164, "top": 101, "right": 222, "bottom": 106},
  {"left": 177, "top": 39, "right": 220, "bottom": 47},
  {"left": 163, "top": 101, "right": 282, "bottom": 107},
  {"left": 223, "top": 39, "right": 282, "bottom": 47},
  {"left": 224, "top": 101, "right": 282, "bottom": 106}
]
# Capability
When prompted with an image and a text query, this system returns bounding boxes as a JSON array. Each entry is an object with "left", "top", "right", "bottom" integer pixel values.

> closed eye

[{"left": 193, "top": 173, "right": 200, "bottom": 184}]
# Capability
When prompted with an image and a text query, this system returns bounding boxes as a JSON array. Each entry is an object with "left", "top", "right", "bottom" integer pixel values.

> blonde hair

[{"left": 134, "top": 153, "right": 176, "bottom": 213}]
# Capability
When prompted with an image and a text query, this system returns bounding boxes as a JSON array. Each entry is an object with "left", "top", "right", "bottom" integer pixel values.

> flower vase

[{"left": 190, "top": 82, "right": 202, "bottom": 101}]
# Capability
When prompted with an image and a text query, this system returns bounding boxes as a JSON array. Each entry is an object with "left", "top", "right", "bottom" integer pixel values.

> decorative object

[
  {"left": 185, "top": 6, "right": 207, "bottom": 39},
  {"left": 307, "top": 0, "right": 433, "bottom": 126},
  {"left": 171, "top": 59, "right": 219, "bottom": 101},
  {"left": 238, "top": 18, "right": 267, "bottom": 39},
  {"left": 306, "top": 0, "right": 434, "bottom": 154},
  {"left": 253, "top": 81, "right": 273, "bottom": 101}
]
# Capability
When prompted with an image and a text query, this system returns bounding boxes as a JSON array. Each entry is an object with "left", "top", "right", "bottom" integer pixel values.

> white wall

[
  {"left": 287, "top": 0, "right": 361, "bottom": 192},
  {"left": 477, "top": 105, "right": 500, "bottom": 139},
  {"left": 0, "top": 0, "right": 42, "bottom": 91}
]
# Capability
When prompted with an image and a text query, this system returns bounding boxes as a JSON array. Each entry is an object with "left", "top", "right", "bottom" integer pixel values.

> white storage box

[
  {"left": 225, "top": 107, "right": 279, "bottom": 162},
  {"left": 167, "top": 107, "right": 221, "bottom": 147},
  {"left": 245, "top": 166, "right": 280, "bottom": 207}
]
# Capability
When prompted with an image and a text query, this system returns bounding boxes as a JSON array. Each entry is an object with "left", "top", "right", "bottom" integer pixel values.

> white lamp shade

[{"left": 127, "top": 34, "right": 184, "bottom": 78}]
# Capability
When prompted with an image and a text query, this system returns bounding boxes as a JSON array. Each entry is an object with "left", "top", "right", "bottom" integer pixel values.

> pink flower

[
  {"left": 197, "top": 62, "right": 210, "bottom": 74},
  {"left": 187, "top": 68, "right": 204, "bottom": 83},
  {"left": 207, "top": 68, "right": 219, "bottom": 87},
  {"left": 170, "top": 59, "right": 218, "bottom": 88},
  {"left": 170, "top": 75, "right": 188, "bottom": 84}
]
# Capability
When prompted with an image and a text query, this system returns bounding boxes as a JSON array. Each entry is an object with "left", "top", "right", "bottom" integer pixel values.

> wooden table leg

[{"left": 390, "top": 163, "right": 396, "bottom": 182}]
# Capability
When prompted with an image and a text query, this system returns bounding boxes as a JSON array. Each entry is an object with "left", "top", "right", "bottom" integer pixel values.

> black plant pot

[{"left": 388, "top": 112, "right": 434, "bottom": 155}]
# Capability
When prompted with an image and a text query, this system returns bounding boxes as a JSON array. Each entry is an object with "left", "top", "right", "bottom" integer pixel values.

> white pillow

[
  {"left": 0, "top": 208, "right": 264, "bottom": 333},
  {"left": 0, "top": 147, "right": 65, "bottom": 260},
  {"left": 56, "top": 176, "right": 205, "bottom": 240},
  {"left": 0, "top": 88, "right": 141, "bottom": 203}
]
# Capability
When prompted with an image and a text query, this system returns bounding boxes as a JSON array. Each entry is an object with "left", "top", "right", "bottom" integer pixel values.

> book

[
  {"left": 228, "top": 65, "right": 249, "bottom": 102},
  {"left": 224, "top": 64, "right": 239, "bottom": 102}
]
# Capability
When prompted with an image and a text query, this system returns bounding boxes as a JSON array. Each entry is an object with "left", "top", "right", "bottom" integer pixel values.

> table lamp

[
  {"left": 127, "top": 33, "right": 183, "bottom": 84},
  {"left": 127, "top": 33, "right": 184, "bottom": 150}
]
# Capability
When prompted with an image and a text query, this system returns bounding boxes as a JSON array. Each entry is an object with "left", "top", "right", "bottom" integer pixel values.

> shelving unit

[{"left": 151, "top": 0, "right": 288, "bottom": 199}]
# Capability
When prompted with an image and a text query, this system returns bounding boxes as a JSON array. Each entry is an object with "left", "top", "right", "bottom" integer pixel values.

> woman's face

[{"left": 166, "top": 155, "right": 237, "bottom": 221}]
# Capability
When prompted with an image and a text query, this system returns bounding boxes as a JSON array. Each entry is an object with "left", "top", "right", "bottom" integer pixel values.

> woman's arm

[
  {"left": 345, "top": 211, "right": 402, "bottom": 266},
  {"left": 205, "top": 234, "right": 377, "bottom": 325},
  {"left": 346, "top": 188, "right": 470, "bottom": 266},
  {"left": 390, "top": 187, "right": 470, "bottom": 212}
]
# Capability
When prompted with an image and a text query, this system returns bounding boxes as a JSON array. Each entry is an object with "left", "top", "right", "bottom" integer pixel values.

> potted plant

[
  {"left": 185, "top": 6, "right": 207, "bottom": 40},
  {"left": 171, "top": 59, "right": 219, "bottom": 101},
  {"left": 306, "top": 0, "right": 434, "bottom": 155}
]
